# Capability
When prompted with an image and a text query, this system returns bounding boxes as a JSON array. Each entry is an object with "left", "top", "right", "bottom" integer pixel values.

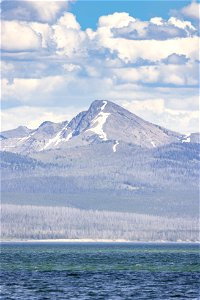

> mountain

[
  {"left": 1, "top": 100, "right": 199, "bottom": 220},
  {"left": 1, "top": 100, "right": 194, "bottom": 154},
  {"left": 1, "top": 126, "right": 33, "bottom": 139},
  {"left": 1, "top": 100, "right": 199, "bottom": 242},
  {"left": 1, "top": 121, "right": 68, "bottom": 154},
  {"left": 0, "top": 135, "right": 6, "bottom": 141}
]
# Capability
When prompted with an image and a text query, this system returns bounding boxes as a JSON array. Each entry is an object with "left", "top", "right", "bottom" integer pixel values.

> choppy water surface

[{"left": 0, "top": 243, "right": 199, "bottom": 299}]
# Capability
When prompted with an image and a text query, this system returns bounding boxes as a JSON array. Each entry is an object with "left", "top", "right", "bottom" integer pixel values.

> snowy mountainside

[
  {"left": 1, "top": 121, "right": 68, "bottom": 154},
  {"left": 1, "top": 100, "right": 199, "bottom": 218},
  {"left": 1, "top": 100, "right": 194, "bottom": 154}
]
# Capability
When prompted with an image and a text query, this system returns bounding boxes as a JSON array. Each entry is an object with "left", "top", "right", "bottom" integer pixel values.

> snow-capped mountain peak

[
  {"left": 1, "top": 100, "right": 198, "bottom": 154},
  {"left": 85, "top": 101, "right": 110, "bottom": 141}
]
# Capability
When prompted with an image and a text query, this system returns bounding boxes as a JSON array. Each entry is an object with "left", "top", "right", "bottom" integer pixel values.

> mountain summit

[
  {"left": 1, "top": 100, "right": 199, "bottom": 220},
  {"left": 0, "top": 100, "right": 197, "bottom": 154}
]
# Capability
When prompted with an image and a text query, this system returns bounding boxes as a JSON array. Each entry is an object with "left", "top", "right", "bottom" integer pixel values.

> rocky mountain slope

[
  {"left": 1, "top": 100, "right": 197, "bottom": 154},
  {"left": 1, "top": 100, "right": 199, "bottom": 218}
]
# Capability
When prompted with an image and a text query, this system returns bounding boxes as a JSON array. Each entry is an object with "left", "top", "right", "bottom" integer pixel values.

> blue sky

[
  {"left": 1, "top": 0, "right": 199, "bottom": 133},
  {"left": 71, "top": 1, "right": 194, "bottom": 29}
]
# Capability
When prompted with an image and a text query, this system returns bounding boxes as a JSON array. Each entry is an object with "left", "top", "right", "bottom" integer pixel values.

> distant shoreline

[{"left": 1, "top": 239, "right": 199, "bottom": 244}]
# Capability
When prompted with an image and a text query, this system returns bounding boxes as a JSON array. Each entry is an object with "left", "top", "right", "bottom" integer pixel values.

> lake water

[{"left": 0, "top": 243, "right": 199, "bottom": 299}]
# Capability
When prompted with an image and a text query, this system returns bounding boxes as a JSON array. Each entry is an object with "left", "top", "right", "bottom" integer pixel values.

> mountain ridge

[{"left": 1, "top": 100, "right": 199, "bottom": 154}]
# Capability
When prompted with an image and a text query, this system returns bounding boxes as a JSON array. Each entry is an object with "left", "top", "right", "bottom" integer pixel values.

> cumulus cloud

[
  {"left": 1, "top": 61, "right": 15, "bottom": 76},
  {"left": 1, "top": 20, "right": 42, "bottom": 51},
  {"left": 122, "top": 99, "right": 199, "bottom": 134},
  {"left": 98, "top": 12, "right": 135, "bottom": 29},
  {"left": 1, "top": 11, "right": 199, "bottom": 61},
  {"left": 83, "top": 13, "right": 198, "bottom": 64},
  {"left": 1, "top": 71, "right": 199, "bottom": 133},
  {"left": 96, "top": 35, "right": 199, "bottom": 63},
  {"left": 1, "top": 0, "right": 70, "bottom": 23},
  {"left": 1, "top": 9, "right": 199, "bottom": 133},
  {"left": 1, "top": 105, "right": 83, "bottom": 131},
  {"left": 0, "top": 12, "right": 87, "bottom": 57},
  {"left": 2, "top": 76, "right": 65, "bottom": 105},
  {"left": 52, "top": 12, "right": 87, "bottom": 57},
  {"left": 180, "top": 1, "right": 200, "bottom": 20},
  {"left": 63, "top": 63, "right": 81, "bottom": 72},
  {"left": 27, "top": 1, "right": 69, "bottom": 22},
  {"left": 29, "top": 22, "right": 54, "bottom": 48},
  {"left": 162, "top": 53, "right": 189, "bottom": 65},
  {"left": 112, "top": 16, "right": 196, "bottom": 41},
  {"left": 55, "top": 11, "right": 80, "bottom": 30},
  {"left": 113, "top": 61, "right": 198, "bottom": 86}
]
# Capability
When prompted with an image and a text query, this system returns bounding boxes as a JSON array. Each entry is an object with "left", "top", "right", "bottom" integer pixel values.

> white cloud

[
  {"left": 1, "top": 73, "right": 199, "bottom": 133},
  {"left": 56, "top": 12, "right": 80, "bottom": 30},
  {"left": 150, "top": 17, "right": 164, "bottom": 26},
  {"left": 2, "top": 76, "right": 65, "bottom": 104},
  {"left": 29, "top": 22, "right": 53, "bottom": 48},
  {"left": 122, "top": 99, "right": 199, "bottom": 134},
  {"left": 1, "top": 10, "right": 199, "bottom": 133},
  {"left": 110, "top": 14, "right": 196, "bottom": 41},
  {"left": 98, "top": 35, "right": 199, "bottom": 63},
  {"left": 123, "top": 99, "right": 166, "bottom": 114},
  {"left": 1, "top": 0, "right": 70, "bottom": 23},
  {"left": 114, "top": 66, "right": 160, "bottom": 84},
  {"left": 1, "top": 11, "right": 198, "bottom": 62},
  {"left": 1, "top": 20, "right": 42, "bottom": 51},
  {"left": 63, "top": 63, "right": 81, "bottom": 72},
  {"left": 28, "top": 1, "right": 68, "bottom": 22},
  {"left": 89, "top": 13, "right": 198, "bottom": 63},
  {"left": 168, "top": 17, "right": 196, "bottom": 30},
  {"left": 1, "top": 61, "right": 15, "bottom": 76},
  {"left": 1, "top": 105, "right": 82, "bottom": 131},
  {"left": 98, "top": 12, "right": 135, "bottom": 29},
  {"left": 181, "top": 1, "right": 200, "bottom": 20},
  {"left": 162, "top": 53, "right": 188, "bottom": 65},
  {"left": 52, "top": 12, "right": 86, "bottom": 57}
]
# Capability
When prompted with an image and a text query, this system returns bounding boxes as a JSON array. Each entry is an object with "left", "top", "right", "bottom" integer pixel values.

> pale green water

[{"left": 0, "top": 243, "right": 199, "bottom": 299}]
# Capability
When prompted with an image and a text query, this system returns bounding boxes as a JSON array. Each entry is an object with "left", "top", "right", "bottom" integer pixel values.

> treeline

[
  {"left": 1, "top": 142, "right": 199, "bottom": 194},
  {"left": 1, "top": 204, "right": 199, "bottom": 242}
]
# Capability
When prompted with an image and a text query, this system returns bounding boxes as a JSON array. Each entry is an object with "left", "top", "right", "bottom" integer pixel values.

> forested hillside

[
  {"left": 1, "top": 205, "right": 198, "bottom": 242},
  {"left": 1, "top": 140, "right": 199, "bottom": 218}
]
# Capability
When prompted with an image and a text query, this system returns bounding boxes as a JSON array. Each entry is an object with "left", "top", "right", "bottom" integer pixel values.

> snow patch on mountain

[
  {"left": 65, "top": 132, "right": 73, "bottom": 141},
  {"left": 101, "top": 101, "right": 108, "bottom": 111},
  {"left": 40, "top": 134, "right": 60, "bottom": 150},
  {"left": 86, "top": 101, "right": 110, "bottom": 141},
  {"left": 1, "top": 100, "right": 199, "bottom": 155},
  {"left": 113, "top": 140, "right": 119, "bottom": 152},
  {"left": 19, "top": 131, "right": 36, "bottom": 143},
  {"left": 41, "top": 124, "right": 72, "bottom": 150},
  {"left": 88, "top": 112, "right": 110, "bottom": 140},
  {"left": 182, "top": 134, "right": 191, "bottom": 143},
  {"left": 40, "top": 132, "right": 62, "bottom": 150}
]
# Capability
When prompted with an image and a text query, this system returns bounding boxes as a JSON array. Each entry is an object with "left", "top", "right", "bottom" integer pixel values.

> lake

[{"left": 0, "top": 242, "right": 199, "bottom": 299}]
